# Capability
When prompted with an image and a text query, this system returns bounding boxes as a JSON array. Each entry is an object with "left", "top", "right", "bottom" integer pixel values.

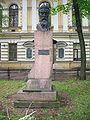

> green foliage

[
  {"left": 0, "top": 80, "right": 90, "bottom": 120},
  {"left": 19, "top": 115, "right": 34, "bottom": 120},
  {"left": 51, "top": 0, "right": 90, "bottom": 18},
  {"left": 38, "top": 114, "right": 62, "bottom": 120},
  {"left": 51, "top": 2, "right": 71, "bottom": 15},
  {"left": 19, "top": 111, "right": 35, "bottom": 120},
  {"left": 77, "top": 0, "right": 90, "bottom": 18},
  {"left": 52, "top": 80, "right": 90, "bottom": 120},
  {"left": 9, "top": 114, "right": 22, "bottom": 120},
  {"left": 0, "top": 112, "right": 6, "bottom": 120},
  {"left": 0, "top": 113, "right": 22, "bottom": 120},
  {"left": 0, "top": 80, "right": 25, "bottom": 101},
  {"left": 53, "top": 80, "right": 90, "bottom": 97},
  {"left": 2, "top": 15, "right": 9, "bottom": 26}
]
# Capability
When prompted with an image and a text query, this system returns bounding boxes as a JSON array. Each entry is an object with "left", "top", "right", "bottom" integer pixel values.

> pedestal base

[
  {"left": 14, "top": 101, "right": 61, "bottom": 108},
  {"left": 17, "top": 89, "right": 56, "bottom": 101},
  {"left": 14, "top": 88, "right": 57, "bottom": 108},
  {"left": 25, "top": 79, "right": 52, "bottom": 92}
]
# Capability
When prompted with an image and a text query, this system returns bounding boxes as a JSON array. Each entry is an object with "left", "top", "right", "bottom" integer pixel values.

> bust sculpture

[{"left": 37, "top": 2, "right": 51, "bottom": 32}]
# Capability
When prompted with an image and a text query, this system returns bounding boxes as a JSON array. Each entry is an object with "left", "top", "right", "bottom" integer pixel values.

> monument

[
  {"left": 27, "top": 2, "right": 53, "bottom": 92},
  {"left": 15, "top": 2, "right": 59, "bottom": 108}
]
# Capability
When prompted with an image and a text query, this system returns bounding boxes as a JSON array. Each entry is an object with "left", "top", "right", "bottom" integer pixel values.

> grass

[
  {"left": 52, "top": 79, "right": 90, "bottom": 120},
  {"left": 0, "top": 80, "right": 25, "bottom": 102},
  {"left": 0, "top": 80, "right": 25, "bottom": 120},
  {"left": 0, "top": 79, "right": 90, "bottom": 120}
]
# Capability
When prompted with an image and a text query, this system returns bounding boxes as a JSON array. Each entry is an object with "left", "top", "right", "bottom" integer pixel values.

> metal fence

[{"left": 0, "top": 68, "right": 90, "bottom": 80}]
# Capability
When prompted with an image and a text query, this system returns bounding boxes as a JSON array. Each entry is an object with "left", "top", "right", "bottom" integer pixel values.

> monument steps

[{"left": 14, "top": 100, "right": 61, "bottom": 108}]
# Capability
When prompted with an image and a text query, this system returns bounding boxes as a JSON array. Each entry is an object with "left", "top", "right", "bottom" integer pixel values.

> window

[
  {"left": 58, "top": 48, "right": 64, "bottom": 58},
  {"left": 9, "top": 4, "right": 18, "bottom": 27},
  {"left": 0, "top": 4, "right": 3, "bottom": 27},
  {"left": 73, "top": 43, "right": 81, "bottom": 61},
  {"left": 26, "top": 48, "right": 32, "bottom": 59},
  {"left": 9, "top": 43, "right": 17, "bottom": 61}
]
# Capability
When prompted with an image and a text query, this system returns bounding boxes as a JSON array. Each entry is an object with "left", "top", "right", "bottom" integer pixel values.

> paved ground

[{"left": 0, "top": 69, "right": 90, "bottom": 80}]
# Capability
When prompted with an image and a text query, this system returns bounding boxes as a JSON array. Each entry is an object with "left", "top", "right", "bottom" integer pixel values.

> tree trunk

[{"left": 73, "top": 0, "right": 86, "bottom": 80}]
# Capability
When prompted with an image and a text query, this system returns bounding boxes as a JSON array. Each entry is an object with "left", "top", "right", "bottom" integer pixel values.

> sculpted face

[
  {"left": 37, "top": 2, "right": 51, "bottom": 31},
  {"left": 39, "top": 6, "right": 50, "bottom": 22}
]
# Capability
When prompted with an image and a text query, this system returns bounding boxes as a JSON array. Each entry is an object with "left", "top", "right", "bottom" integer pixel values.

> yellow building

[{"left": 0, "top": 0, "right": 90, "bottom": 70}]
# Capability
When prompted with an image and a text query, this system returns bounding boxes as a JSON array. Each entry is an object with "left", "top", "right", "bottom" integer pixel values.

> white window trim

[
  {"left": 57, "top": 47, "right": 65, "bottom": 60},
  {"left": 26, "top": 47, "right": 33, "bottom": 60}
]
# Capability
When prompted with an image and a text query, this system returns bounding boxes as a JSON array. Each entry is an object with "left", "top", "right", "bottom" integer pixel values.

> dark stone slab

[{"left": 14, "top": 100, "right": 61, "bottom": 108}]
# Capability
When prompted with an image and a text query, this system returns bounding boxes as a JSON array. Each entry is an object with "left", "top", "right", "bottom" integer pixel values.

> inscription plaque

[{"left": 38, "top": 50, "right": 49, "bottom": 55}]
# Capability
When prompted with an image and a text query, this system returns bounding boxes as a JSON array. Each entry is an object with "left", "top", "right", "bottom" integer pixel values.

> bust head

[{"left": 37, "top": 2, "right": 51, "bottom": 32}]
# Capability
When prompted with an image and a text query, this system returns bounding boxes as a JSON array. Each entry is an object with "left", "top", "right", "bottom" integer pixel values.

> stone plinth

[
  {"left": 17, "top": 89, "right": 56, "bottom": 101},
  {"left": 14, "top": 29, "right": 57, "bottom": 108}
]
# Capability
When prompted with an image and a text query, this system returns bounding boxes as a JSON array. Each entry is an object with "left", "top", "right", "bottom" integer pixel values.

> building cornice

[
  {"left": 53, "top": 32, "right": 90, "bottom": 38},
  {"left": 0, "top": 32, "right": 90, "bottom": 39}
]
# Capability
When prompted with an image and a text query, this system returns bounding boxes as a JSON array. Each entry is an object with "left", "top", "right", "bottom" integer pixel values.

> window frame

[
  {"left": 73, "top": 43, "right": 81, "bottom": 61},
  {"left": 26, "top": 47, "right": 33, "bottom": 59},
  {"left": 9, "top": 4, "right": 18, "bottom": 27},
  {"left": 9, "top": 43, "right": 17, "bottom": 61},
  {"left": 58, "top": 47, "right": 65, "bottom": 59}
]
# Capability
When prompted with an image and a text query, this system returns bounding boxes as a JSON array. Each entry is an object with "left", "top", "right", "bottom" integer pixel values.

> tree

[
  {"left": 73, "top": 0, "right": 86, "bottom": 80},
  {"left": 0, "top": 1, "right": 9, "bottom": 31},
  {"left": 51, "top": 0, "right": 90, "bottom": 80}
]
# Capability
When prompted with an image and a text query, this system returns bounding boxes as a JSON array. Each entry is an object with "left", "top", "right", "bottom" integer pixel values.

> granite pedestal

[{"left": 14, "top": 29, "right": 58, "bottom": 108}]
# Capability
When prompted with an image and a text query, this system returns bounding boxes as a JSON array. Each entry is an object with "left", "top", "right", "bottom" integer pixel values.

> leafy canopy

[{"left": 51, "top": 0, "right": 90, "bottom": 18}]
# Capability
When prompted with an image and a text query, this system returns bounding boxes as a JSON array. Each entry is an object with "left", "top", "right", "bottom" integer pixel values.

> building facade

[{"left": 0, "top": 0, "right": 90, "bottom": 70}]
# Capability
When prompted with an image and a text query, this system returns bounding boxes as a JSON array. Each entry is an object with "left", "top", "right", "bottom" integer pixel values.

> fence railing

[{"left": 0, "top": 68, "right": 90, "bottom": 80}]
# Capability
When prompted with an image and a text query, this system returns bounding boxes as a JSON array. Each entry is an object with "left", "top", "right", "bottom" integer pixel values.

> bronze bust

[{"left": 37, "top": 2, "right": 51, "bottom": 32}]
